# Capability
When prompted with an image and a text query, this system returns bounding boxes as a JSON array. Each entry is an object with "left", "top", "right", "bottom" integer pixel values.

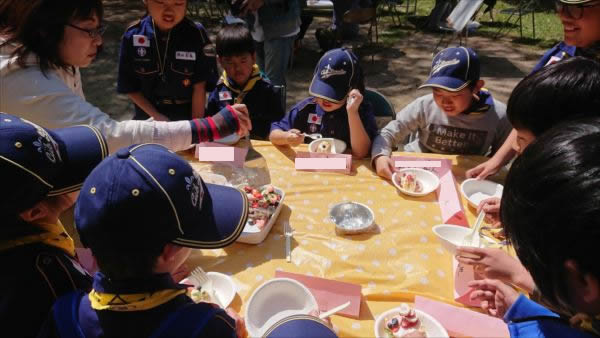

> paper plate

[
  {"left": 181, "top": 271, "right": 236, "bottom": 308},
  {"left": 392, "top": 168, "right": 440, "bottom": 197},
  {"left": 460, "top": 179, "right": 503, "bottom": 209},
  {"left": 308, "top": 138, "right": 347, "bottom": 154},
  {"left": 245, "top": 278, "right": 318, "bottom": 338},
  {"left": 374, "top": 307, "right": 449, "bottom": 338}
]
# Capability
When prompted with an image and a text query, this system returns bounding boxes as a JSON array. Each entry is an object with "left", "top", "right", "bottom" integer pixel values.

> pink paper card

[
  {"left": 394, "top": 160, "right": 442, "bottom": 168},
  {"left": 415, "top": 296, "right": 509, "bottom": 338},
  {"left": 453, "top": 256, "right": 483, "bottom": 308},
  {"left": 295, "top": 151, "right": 352, "bottom": 174},
  {"left": 275, "top": 271, "right": 362, "bottom": 318},
  {"left": 391, "top": 156, "right": 468, "bottom": 227},
  {"left": 195, "top": 143, "right": 248, "bottom": 168}
]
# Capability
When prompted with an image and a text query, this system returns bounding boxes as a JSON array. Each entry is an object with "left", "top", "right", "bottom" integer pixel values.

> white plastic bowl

[
  {"left": 460, "top": 179, "right": 503, "bottom": 209},
  {"left": 245, "top": 278, "right": 318, "bottom": 338},
  {"left": 374, "top": 307, "right": 449, "bottom": 338},
  {"left": 308, "top": 138, "right": 347, "bottom": 154},
  {"left": 392, "top": 168, "right": 440, "bottom": 197},
  {"left": 433, "top": 224, "right": 483, "bottom": 257},
  {"left": 181, "top": 271, "right": 236, "bottom": 308}
]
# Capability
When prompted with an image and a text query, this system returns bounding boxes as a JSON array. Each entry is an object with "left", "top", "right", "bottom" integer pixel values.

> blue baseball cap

[
  {"left": 75, "top": 144, "right": 248, "bottom": 251},
  {"left": 0, "top": 113, "right": 108, "bottom": 214},
  {"left": 309, "top": 48, "right": 359, "bottom": 104},
  {"left": 420, "top": 46, "right": 480, "bottom": 92},
  {"left": 263, "top": 315, "right": 338, "bottom": 338}
]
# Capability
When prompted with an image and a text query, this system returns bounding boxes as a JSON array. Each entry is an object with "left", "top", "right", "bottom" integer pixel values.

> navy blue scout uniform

[
  {"left": 206, "top": 65, "right": 284, "bottom": 139},
  {"left": 271, "top": 97, "right": 378, "bottom": 146},
  {"left": 531, "top": 41, "right": 600, "bottom": 73},
  {"left": 117, "top": 16, "right": 213, "bottom": 121}
]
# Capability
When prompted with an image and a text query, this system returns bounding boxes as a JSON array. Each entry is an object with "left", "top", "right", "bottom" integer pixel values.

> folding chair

[
  {"left": 432, "top": 0, "right": 484, "bottom": 54},
  {"left": 342, "top": 8, "right": 379, "bottom": 62},
  {"left": 364, "top": 88, "right": 395, "bottom": 130},
  {"left": 494, "top": 0, "right": 538, "bottom": 39}
]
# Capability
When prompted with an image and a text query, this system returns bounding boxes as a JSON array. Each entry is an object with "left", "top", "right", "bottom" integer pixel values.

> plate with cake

[
  {"left": 374, "top": 303, "right": 448, "bottom": 338},
  {"left": 392, "top": 168, "right": 440, "bottom": 197},
  {"left": 308, "top": 138, "right": 347, "bottom": 154}
]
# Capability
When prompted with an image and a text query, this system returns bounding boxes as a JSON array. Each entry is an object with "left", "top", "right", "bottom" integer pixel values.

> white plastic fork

[
  {"left": 462, "top": 211, "right": 485, "bottom": 247},
  {"left": 190, "top": 266, "right": 223, "bottom": 307},
  {"left": 285, "top": 222, "right": 294, "bottom": 263}
]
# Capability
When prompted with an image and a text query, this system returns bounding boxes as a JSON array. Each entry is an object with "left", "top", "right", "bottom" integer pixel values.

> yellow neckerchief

[
  {"left": 221, "top": 64, "right": 261, "bottom": 104},
  {"left": 570, "top": 313, "right": 600, "bottom": 336},
  {"left": 89, "top": 288, "right": 187, "bottom": 311},
  {"left": 0, "top": 220, "right": 75, "bottom": 257}
]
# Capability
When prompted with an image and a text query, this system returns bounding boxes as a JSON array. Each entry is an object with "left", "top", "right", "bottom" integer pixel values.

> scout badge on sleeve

[
  {"left": 308, "top": 113, "right": 322, "bottom": 133},
  {"left": 133, "top": 35, "right": 150, "bottom": 47}
]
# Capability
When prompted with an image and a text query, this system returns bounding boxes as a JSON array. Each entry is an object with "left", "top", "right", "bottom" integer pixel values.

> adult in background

[{"left": 0, "top": 0, "right": 251, "bottom": 153}]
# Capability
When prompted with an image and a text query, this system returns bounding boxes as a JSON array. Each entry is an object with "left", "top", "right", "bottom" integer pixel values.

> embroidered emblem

[
  {"left": 22, "top": 120, "right": 61, "bottom": 164},
  {"left": 176, "top": 51, "right": 196, "bottom": 61},
  {"left": 320, "top": 64, "right": 346, "bottom": 79},
  {"left": 133, "top": 35, "right": 150, "bottom": 47},
  {"left": 182, "top": 78, "right": 191, "bottom": 87},
  {"left": 137, "top": 47, "right": 146, "bottom": 57},
  {"left": 185, "top": 172, "right": 204, "bottom": 209},
  {"left": 307, "top": 113, "right": 322, "bottom": 125},
  {"left": 309, "top": 123, "right": 318, "bottom": 133},
  {"left": 219, "top": 91, "right": 233, "bottom": 101},
  {"left": 431, "top": 58, "right": 460, "bottom": 75}
]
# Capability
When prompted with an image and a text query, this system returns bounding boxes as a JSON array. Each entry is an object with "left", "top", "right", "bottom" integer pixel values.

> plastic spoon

[
  {"left": 319, "top": 301, "right": 351, "bottom": 319},
  {"left": 462, "top": 211, "right": 485, "bottom": 247}
]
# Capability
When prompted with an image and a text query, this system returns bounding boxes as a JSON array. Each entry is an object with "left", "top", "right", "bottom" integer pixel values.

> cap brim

[
  {"left": 173, "top": 182, "right": 248, "bottom": 249},
  {"left": 48, "top": 125, "right": 108, "bottom": 196},
  {"left": 559, "top": 0, "right": 595, "bottom": 3},
  {"left": 309, "top": 75, "right": 347, "bottom": 104},
  {"left": 419, "top": 77, "right": 471, "bottom": 92}
]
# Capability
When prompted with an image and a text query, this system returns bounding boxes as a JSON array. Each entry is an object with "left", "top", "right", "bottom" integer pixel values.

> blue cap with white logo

[
  {"left": 75, "top": 144, "right": 248, "bottom": 251},
  {"left": 309, "top": 48, "right": 359, "bottom": 104},
  {"left": 420, "top": 46, "right": 480, "bottom": 92},
  {"left": 263, "top": 315, "right": 338, "bottom": 338},
  {"left": 0, "top": 113, "right": 108, "bottom": 214}
]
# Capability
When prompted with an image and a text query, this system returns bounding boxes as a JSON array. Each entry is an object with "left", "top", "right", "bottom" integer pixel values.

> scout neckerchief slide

[
  {"left": 89, "top": 288, "right": 187, "bottom": 311},
  {"left": 0, "top": 220, "right": 75, "bottom": 257},
  {"left": 221, "top": 64, "right": 262, "bottom": 104}
]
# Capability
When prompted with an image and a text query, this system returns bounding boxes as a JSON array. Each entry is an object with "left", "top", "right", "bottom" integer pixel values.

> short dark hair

[
  {"left": 501, "top": 118, "right": 600, "bottom": 314},
  {"left": 216, "top": 23, "right": 255, "bottom": 57},
  {"left": 506, "top": 57, "right": 600, "bottom": 136},
  {"left": 0, "top": 0, "right": 103, "bottom": 76},
  {"left": 92, "top": 246, "right": 164, "bottom": 280}
]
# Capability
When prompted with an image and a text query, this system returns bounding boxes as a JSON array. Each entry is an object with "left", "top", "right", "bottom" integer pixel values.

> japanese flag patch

[
  {"left": 307, "top": 113, "right": 322, "bottom": 125},
  {"left": 219, "top": 91, "right": 232, "bottom": 101},
  {"left": 133, "top": 35, "right": 150, "bottom": 47}
]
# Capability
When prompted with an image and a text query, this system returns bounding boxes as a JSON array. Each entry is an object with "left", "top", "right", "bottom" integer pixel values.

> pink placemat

[
  {"left": 195, "top": 143, "right": 248, "bottom": 168},
  {"left": 295, "top": 151, "right": 352, "bottom": 174},
  {"left": 275, "top": 271, "right": 362, "bottom": 318}
]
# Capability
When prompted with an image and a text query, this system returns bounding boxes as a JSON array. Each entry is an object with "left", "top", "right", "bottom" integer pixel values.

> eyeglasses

[
  {"left": 66, "top": 23, "right": 107, "bottom": 39},
  {"left": 555, "top": 1, "right": 600, "bottom": 20}
]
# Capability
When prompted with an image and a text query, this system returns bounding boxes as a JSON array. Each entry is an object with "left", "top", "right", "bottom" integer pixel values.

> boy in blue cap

[
  {"left": 206, "top": 23, "right": 285, "bottom": 140},
  {"left": 41, "top": 143, "right": 248, "bottom": 337},
  {"left": 0, "top": 113, "right": 108, "bottom": 337},
  {"left": 269, "top": 47, "right": 378, "bottom": 159},
  {"left": 372, "top": 46, "right": 511, "bottom": 180},
  {"left": 117, "top": 0, "right": 215, "bottom": 121}
]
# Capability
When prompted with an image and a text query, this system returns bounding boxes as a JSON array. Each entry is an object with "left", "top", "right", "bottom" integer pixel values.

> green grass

[{"left": 377, "top": 0, "right": 563, "bottom": 49}]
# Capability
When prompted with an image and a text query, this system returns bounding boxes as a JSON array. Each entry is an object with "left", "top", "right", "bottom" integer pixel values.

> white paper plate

[
  {"left": 181, "top": 271, "right": 236, "bottom": 308},
  {"left": 245, "top": 278, "right": 318, "bottom": 338},
  {"left": 392, "top": 168, "right": 440, "bottom": 197},
  {"left": 374, "top": 307, "right": 449, "bottom": 338},
  {"left": 308, "top": 138, "right": 347, "bottom": 154},
  {"left": 460, "top": 179, "right": 503, "bottom": 209},
  {"left": 237, "top": 185, "right": 285, "bottom": 244}
]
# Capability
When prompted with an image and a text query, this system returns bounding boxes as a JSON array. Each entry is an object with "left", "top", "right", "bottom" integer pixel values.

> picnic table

[{"left": 182, "top": 140, "right": 507, "bottom": 337}]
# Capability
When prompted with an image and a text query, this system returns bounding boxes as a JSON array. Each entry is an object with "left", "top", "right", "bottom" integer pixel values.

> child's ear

[
  {"left": 474, "top": 79, "right": 485, "bottom": 92},
  {"left": 19, "top": 202, "right": 51, "bottom": 223},
  {"left": 251, "top": 52, "right": 257, "bottom": 64},
  {"left": 216, "top": 55, "right": 223, "bottom": 66},
  {"left": 161, "top": 243, "right": 184, "bottom": 262},
  {"left": 564, "top": 260, "right": 600, "bottom": 309}
]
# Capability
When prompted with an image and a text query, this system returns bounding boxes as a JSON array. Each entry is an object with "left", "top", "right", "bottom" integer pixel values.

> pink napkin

[
  {"left": 295, "top": 151, "right": 352, "bottom": 174},
  {"left": 414, "top": 295, "right": 509, "bottom": 338},
  {"left": 275, "top": 271, "right": 362, "bottom": 318},
  {"left": 195, "top": 143, "right": 248, "bottom": 168}
]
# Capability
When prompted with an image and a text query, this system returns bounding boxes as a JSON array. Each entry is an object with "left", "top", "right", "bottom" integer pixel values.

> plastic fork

[
  {"left": 462, "top": 211, "right": 485, "bottom": 247},
  {"left": 302, "top": 133, "right": 323, "bottom": 140},
  {"left": 285, "top": 222, "right": 294, "bottom": 263},
  {"left": 190, "top": 266, "right": 223, "bottom": 307},
  {"left": 319, "top": 301, "right": 351, "bottom": 319}
]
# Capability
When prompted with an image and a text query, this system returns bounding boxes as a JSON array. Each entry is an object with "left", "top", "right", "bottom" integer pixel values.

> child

[
  {"left": 372, "top": 47, "right": 511, "bottom": 180},
  {"left": 40, "top": 143, "right": 248, "bottom": 337},
  {"left": 117, "top": 0, "right": 211, "bottom": 121},
  {"left": 468, "top": 119, "right": 600, "bottom": 338},
  {"left": 467, "top": 0, "right": 600, "bottom": 179},
  {"left": 0, "top": 113, "right": 108, "bottom": 337},
  {"left": 206, "top": 23, "right": 285, "bottom": 140},
  {"left": 269, "top": 47, "right": 378, "bottom": 159}
]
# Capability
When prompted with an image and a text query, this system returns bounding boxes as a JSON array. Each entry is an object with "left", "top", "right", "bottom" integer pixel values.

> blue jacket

[
  {"left": 530, "top": 42, "right": 576, "bottom": 74},
  {"left": 504, "top": 294, "right": 597, "bottom": 338}
]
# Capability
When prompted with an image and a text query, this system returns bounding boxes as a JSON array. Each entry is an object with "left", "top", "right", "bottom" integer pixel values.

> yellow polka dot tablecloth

[{"left": 182, "top": 141, "right": 507, "bottom": 338}]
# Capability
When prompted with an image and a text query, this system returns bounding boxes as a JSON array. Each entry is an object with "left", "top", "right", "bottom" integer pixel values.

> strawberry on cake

[{"left": 384, "top": 304, "right": 426, "bottom": 337}]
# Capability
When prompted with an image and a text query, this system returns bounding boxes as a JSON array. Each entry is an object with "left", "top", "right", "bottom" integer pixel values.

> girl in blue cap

[{"left": 268, "top": 48, "right": 377, "bottom": 159}]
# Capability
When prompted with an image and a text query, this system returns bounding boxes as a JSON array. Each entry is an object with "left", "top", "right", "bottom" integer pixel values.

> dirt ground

[{"left": 83, "top": 1, "right": 545, "bottom": 120}]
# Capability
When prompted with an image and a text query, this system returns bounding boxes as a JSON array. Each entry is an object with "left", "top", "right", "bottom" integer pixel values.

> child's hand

[
  {"left": 346, "top": 89, "right": 363, "bottom": 114},
  {"left": 374, "top": 155, "right": 395, "bottom": 180},
  {"left": 456, "top": 247, "right": 535, "bottom": 293},
  {"left": 230, "top": 104, "right": 252, "bottom": 136},
  {"left": 468, "top": 279, "right": 519, "bottom": 318},
  {"left": 170, "top": 263, "right": 190, "bottom": 283},
  {"left": 286, "top": 129, "right": 304, "bottom": 146},
  {"left": 478, "top": 197, "right": 501, "bottom": 227},
  {"left": 466, "top": 157, "right": 502, "bottom": 179},
  {"left": 225, "top": 307, "right": 248, "bottom": 338}
]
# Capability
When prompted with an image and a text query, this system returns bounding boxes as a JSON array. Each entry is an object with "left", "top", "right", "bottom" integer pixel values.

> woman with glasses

[
  {"left": 0, "top": 0, "right": 252, "bottom": 154},
  {"left": 466, "top": 0, "right": 600, "bottom": 180}
]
